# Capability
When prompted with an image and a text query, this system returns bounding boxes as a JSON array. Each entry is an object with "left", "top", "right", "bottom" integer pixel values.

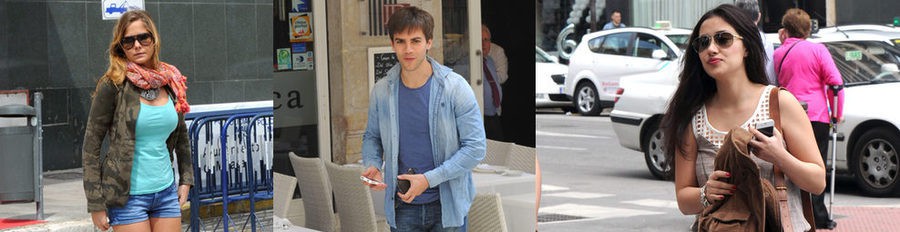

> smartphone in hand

[
  {"left": 360, "top": 176, "right": 382, "bottom": 185},
  {"left": 756, "top": 119, "right": 775, "bottom": 137}
]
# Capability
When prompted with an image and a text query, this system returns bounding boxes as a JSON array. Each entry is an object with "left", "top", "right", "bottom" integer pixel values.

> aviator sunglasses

[
  {"left": 692, "top": 31, "right": 743, "bottom": 53},
  {"left": 120, "top": 33, "right": 154, "bottom": 50}
]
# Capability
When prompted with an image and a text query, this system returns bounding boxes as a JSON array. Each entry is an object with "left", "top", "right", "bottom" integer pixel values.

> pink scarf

[{"left": 126, "top": 62, "right": 190, "bottom": 113}]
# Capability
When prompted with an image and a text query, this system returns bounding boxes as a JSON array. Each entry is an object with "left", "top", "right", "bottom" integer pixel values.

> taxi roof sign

[{"left": 653, "top": 20, "right": 672, "bottom": 30}]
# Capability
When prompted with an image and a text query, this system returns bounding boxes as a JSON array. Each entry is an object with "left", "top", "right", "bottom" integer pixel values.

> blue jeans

[
  {"left": 107, "top": 182, "right": 181, "bottom": 225},
  {"left": 392, "top": 200, "right": 467, "bottom": 232}
]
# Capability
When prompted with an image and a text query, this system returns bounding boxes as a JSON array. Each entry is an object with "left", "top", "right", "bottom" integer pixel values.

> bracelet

[{"left": 699, "top": 184, "right": 711, "bottom": 208}]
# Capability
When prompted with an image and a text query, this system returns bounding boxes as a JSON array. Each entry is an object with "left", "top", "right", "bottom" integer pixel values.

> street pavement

[
  {"left": 0, "top": 168, "right": 272, "bottom": 232},
  {"left": 536, "top": 110, "right": 900, "bottom": 231},
  {"left": 0, "top": 169, "right": 95, "bottom": 232}
]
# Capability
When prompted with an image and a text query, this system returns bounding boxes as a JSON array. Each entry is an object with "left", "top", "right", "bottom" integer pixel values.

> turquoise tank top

[{"left": 130, "top": 96, "right": 177, "bottom": 194}]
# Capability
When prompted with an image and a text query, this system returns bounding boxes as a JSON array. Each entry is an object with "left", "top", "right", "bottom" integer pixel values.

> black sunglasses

[
  {"left": 120, "top": 33, "right": 154, "bottom": 50},
  {"left": 692, "top": 31, "right": 744, "bottom": 53}
]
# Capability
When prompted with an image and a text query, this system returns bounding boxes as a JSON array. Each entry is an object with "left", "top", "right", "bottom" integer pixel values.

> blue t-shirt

[
  {"left": 398, "top": 75, "right": 439, "bottom": 204},
  {"left": 131, "top": 96, "right": 177, "bottom": 194}
]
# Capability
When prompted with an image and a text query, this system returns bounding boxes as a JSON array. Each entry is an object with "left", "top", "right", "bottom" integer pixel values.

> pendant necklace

[{"left": 141, "top": 88, "right": 159, "bottom": 100}]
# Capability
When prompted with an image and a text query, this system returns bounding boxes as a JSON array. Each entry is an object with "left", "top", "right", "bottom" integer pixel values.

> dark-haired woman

[{"left": 663, "top": 4, "right": 825, "bottom": 231}]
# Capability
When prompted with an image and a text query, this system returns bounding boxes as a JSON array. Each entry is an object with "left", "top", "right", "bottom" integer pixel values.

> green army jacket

[{"left": 82, "top": 79, "right": 193, "bottom": 212}]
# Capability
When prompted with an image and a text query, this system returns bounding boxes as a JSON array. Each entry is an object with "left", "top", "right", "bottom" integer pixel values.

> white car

[
  {"left": 535, "top": 47, "right": 572, "bottom": 110},
  {"left": 565, "top": 27, "right": 690, "bottom": 115},
  {"left": 611, "top": 30, "right": 900, "bottom": 197}
]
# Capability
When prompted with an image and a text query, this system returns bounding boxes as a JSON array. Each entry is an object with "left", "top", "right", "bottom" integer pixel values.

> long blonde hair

[{"left": 99, "top": 10, "right": 161, "bottom": 87}]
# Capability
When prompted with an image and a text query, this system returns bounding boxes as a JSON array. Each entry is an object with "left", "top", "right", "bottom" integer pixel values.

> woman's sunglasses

[
  {"left": 692, "top": 31, "right": 743, "bottom": 53},
  {"left": 120, "top": 33, "right": 154, "bottom": 50}
]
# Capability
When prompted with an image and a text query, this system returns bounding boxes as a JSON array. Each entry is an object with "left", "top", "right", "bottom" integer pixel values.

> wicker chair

[
  {"left": 273, "top": 172, "right": 296, "bottom": 219},
  {"left": 506, "top": 144, "right": 536, "bottom": 174},
  {"left": 288, "top": 153, "right": 337, "bottom": 232},
  {"left": 484, "top": 139, "right": 512, "bottom": 166},
  {"left": 468, "top": 193, "right": 509, "bottom": 232},
  {"left": 324, "top": 162, "right": 389, "bottom": 232}
]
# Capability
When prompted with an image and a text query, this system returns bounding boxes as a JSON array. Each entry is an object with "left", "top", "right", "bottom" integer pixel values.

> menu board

[{"left": 368, "top": 47, "right": 398, "bottom": 92}]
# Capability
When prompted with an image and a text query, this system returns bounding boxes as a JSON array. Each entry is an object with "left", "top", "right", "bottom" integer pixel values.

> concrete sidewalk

[
  {"left": 0, "top": 169, "right": 274, "bottom": 232},
  {"left": 0, "top": 169, "right": 95, "bottom": 232}
]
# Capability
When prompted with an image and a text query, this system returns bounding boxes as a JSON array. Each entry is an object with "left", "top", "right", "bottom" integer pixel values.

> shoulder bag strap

[
  {"left": 769, "top": 87, "right": 817, "bottom": 232},
  {"left": 777, "top": 41, "right": 802, "bottom": 78}
]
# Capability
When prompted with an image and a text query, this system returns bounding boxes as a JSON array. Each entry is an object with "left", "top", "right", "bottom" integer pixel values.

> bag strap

[
  {"left": 769, "top": 87, "right": 817, "bottom": 232},
  {"left": 777, "top": 41, "right": 802, "bottom": 78}
]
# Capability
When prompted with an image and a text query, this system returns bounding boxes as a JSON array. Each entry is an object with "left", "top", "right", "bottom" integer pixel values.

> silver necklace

[{"left": 140, "top": 88, "right": 159, "bottom": 100}]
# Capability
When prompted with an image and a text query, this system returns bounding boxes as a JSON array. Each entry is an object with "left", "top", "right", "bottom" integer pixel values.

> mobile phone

[
  {"left": 360, "top": 176, "right": 382, "bottom": 185},
  {"left": 756, "top": 119, "right": 775, "bottom": 137}
]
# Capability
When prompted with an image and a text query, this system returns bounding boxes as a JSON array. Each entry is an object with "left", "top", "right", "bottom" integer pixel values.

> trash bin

[{"left": 0, "top": 104, "right": 36, "bottom": 203}]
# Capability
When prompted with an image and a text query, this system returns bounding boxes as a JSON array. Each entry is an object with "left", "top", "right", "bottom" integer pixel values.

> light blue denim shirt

[{"left": 362, "top": 57, "right": 486, "bottom": 228}]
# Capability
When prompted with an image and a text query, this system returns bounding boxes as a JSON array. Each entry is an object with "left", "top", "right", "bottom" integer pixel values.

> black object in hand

[
  {"left": 397, "top": 168, "right": 414, "bottom": 194},
  {"left": 758, "top": 125, "right": 773, "bottom": 137},
  {"left": 756, "top": 119, "right": 775, "bottom": 137}
]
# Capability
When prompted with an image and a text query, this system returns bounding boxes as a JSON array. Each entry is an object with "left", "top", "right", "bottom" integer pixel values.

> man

[
  {"left": 602, "top": 10, "right": 626, "bottom": 30},
  {"left": 488, "top": 42, "right": 509, "bottom": 84},
  {"left": 361, "top": 6, "right": 486, "bottom": 232},
  {"left": 482, "top": 25, "right": 504, "bottom": 141},
  {"left": 736, "top": 0, "right": 777, "bottom": 85}
]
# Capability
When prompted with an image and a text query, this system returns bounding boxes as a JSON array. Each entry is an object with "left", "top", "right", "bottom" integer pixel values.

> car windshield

[
  {"left": 665, "top": 34, "right": 690, "bottom": 51},
  {"left": 823, "top": 40, "right": 900, "bottom": 86}
]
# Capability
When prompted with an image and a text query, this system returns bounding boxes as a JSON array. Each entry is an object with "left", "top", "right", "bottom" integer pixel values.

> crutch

[{"left": 828, "top": 84, "right": 842, "bottom": 221}]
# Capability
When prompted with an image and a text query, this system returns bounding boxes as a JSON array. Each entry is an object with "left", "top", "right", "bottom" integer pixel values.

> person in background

[
  {"left": 602, "top": 10, "right": 626, "bottom": 30},
  {"left": 361, "top": 6, "right": 486, "bottom": 232},
  {"left": 663, "top": 4, "right": 825, "bottom": 231},
  {"left": 482, "top": 24, "right": 505, "bottom": 141},
  {"left": 774, "top": 8, "right": 844, "bottom": 230},
  {"left": 488, "top": 41, "right": 509, "bottom": 84},
  {"left": 735, "top": 0, "right": 777, "bottom": 85},
  {"left": 82, "top": 10, "right": 193, "bottom": 232}
]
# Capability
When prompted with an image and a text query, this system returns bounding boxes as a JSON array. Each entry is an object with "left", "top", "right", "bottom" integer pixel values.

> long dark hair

[{"left": 661, "top": 4, "right": 769, "bottom": 166}]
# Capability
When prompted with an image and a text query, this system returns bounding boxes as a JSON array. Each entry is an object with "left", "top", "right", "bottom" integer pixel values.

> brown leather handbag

[{"left": 697, "top": 128, "right": 782, "bottom": 232}]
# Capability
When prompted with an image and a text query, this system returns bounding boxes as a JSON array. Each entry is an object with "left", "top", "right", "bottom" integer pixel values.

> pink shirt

[{"left": 774, "top": 37, "right": 844, "bottom": 123}]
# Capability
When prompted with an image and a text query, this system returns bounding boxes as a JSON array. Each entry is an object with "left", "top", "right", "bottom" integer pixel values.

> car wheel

[
  {"left": 643, "top": 122, "right": 670, "bottom": 179},
  {"left": 851, "top": 128, "right": 900, "bottom": 197},
  {"left": 574, "top": 82, "right": 601, "bottom": 116}
]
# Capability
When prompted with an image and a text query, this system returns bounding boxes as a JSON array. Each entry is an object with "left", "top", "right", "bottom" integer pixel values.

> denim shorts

[{"left": 107, "top": 182, "right": 181, "bottom": 226}]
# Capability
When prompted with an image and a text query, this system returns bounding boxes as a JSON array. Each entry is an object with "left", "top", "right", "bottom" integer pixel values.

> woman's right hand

[
  {"left": 90, "top": 211, "right": 110, "bottom": 231},
  {"left": 704, "top": 170, "right": 736, "bottom": 203}
]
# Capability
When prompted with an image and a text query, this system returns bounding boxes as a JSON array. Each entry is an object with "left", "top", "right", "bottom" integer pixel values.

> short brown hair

[
  {"left": 782, "top": 8, "right": 811, "bottom": 38},
  {"left": 386, "top": 6, "right": 434, "bottom": 41}
]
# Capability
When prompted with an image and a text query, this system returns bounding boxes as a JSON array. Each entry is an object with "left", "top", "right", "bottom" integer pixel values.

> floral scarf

[{"left": 126, "top": 62, "right": 190, "bottom": 113}]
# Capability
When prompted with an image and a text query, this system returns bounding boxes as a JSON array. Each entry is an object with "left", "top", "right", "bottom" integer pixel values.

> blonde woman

[{"left": 82, "top": 10, "right": 192, "bottom": 231}]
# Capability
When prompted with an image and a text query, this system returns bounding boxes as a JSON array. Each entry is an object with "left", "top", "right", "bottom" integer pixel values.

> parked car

[
  {"left": 535, "top": 47, "right": 573, "bottom": 111},
  {"left": 610, "top": 29, "right": 900, "bottom": 197},
  {"left": 565, "top": 27, "right": 690, "bottom": 115}
]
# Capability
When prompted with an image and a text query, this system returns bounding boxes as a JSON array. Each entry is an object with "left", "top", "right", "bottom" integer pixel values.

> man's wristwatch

[{"left": 699, "top": 184, "right": 711, "bottom": 208}]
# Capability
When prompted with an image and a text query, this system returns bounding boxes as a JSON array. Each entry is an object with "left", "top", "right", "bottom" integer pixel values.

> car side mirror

[{"left": 651, "top": 49, "right": 669, "bottom": 60}]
